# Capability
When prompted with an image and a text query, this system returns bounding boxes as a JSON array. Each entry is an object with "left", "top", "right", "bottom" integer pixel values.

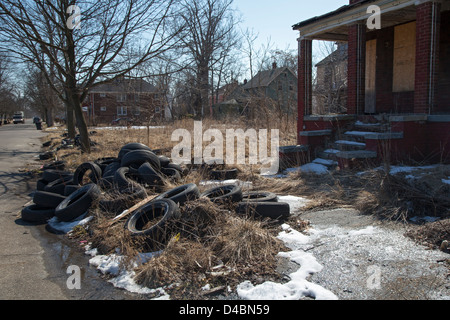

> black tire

[
  {"left": 102, "top": 161, "right": 121, "bottom": 177},
  {"left": 36, "top": 179, "right": 49, "bottom": 191},
  {"left": 33, "top": 190, "right": 67, "bottom": 208},
  {"left": 73, "top": 162, "right": 102, "bottom": 186},
  {"left": 118, "top": 143, "right": 152, "bottom": 159},
  {"left": 241, "top": 191, "right": 278, "bottom": 202},
  {"left": 120, "top": 149, "right": 161, "bottom": 170},
  {"left": 200, "top": 184, "right": 243, "bottom": 204},
  {"left": 42, "top": 169, "right": 72, "bottom": 183},
  {"left": 64, "top": 184, "right": 81, "bottom": 196},
  {"left": 161, "top": 167, "right": 181, "bottom": 181},
  {"left": 99, "top": 186, "right": 147, "bottom": 214},
  {"left": 21, "top": 205, "right": 55, "bottom": 223},
  {"left": 114, "top": 167, "right": 141, "bottom": 190},
  {"left": 95, "top": 157, "right": 119, "bottom": 172},
  {"left": 210, "top": 168, "right": 238, "bottom": 180},
  {"left": 138, "top": 162, "right": 164, "bottom": 186},
  {"left": 155, "top": 183, "right": 200, "bottom": 206},
  {"left": 158, "top": 155, "right": 171, "bottom": 168},
  {"left": 42, "top": 160, "right": 66, "bottom": 171},
  {"left": 97, "top": 175, "right": 115, "bottom": 190},
  {"left": 126, "top": 199, "right": 181, "bottom": 249},
  {"left": 166, "top": 163, "right": 185, "bottom": 176},
  {"left": 55, "top": 184, "right": 101, "bottom": 222},
  {"left": 44, "top": 176, "right": 74, "bottom": 195},
  {"left": 235, "top": 201, "right": 290, "bottom": 220}
]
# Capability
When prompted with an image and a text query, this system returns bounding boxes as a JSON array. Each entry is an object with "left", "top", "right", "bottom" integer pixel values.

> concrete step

[
  {"left": 336, "top": 150, "right": 377, "bottom": 160},
  {"left": 312, "top": 158, "right": 338, "bottom": 169},
  {"left": 319, "top": 149, "right": 340, "bottom": 161},
  {"left": 334, "top": 140, "right": 366, "bottom": 151},
  {"left": 354, "top": 121, "right": 389, "bottom": 132}
]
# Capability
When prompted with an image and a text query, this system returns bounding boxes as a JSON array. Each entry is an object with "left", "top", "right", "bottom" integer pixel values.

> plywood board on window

[{"left": 393, "top": 22, "right": 416, "bottom": 92}]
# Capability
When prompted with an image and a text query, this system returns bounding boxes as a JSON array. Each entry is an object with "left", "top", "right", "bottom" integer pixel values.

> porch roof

[{"left": 292, "top": 0, "right": 418, "bottom": 41}]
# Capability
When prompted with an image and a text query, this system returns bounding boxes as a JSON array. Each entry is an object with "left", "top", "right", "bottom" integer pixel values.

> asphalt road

[
  {"left": 0, "top": 122, "right": 149, "bottom": 300},
  {"left": 0, "top": 122, "right": 67, "bottom": 299}
]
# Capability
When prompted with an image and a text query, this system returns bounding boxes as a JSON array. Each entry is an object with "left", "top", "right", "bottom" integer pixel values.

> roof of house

[
  {"left": 241, "top": 66, "right": 296, "bottom": 90},
  {"left": 315, "top": 43, "right": 348, "bottom": 67},
  {"left": 292, "top": 0, "right": 376, "bottom": 30},
  {"left": 90, "top": 78, "right": 157, "bottom": 94}
]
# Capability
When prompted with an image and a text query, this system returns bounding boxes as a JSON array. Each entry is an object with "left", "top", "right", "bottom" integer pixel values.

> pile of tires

[
  {"left": 21, "top": 142, "right": 184, "bottom": 224},
  {"left": 22, "top": 141, "right": 290, "bottom": 250}
]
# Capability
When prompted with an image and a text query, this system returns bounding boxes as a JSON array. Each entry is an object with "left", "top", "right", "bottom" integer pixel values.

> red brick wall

[{"left": 297, "top": 39, "right": 312, "bottom": 142}]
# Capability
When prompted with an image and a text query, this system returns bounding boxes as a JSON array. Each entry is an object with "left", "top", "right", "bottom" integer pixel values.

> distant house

[
  {"left": 292, "top": 0, "right": 450, "bottom": 167},
  {"left": 82, "top": 78, "right": 164, "bottom": 125},
  {"left": 213, "top": 63, "right": 298, "bottom": 118},
  {"left": 314, "top": 43, "right": 348, "bottom": 114}
]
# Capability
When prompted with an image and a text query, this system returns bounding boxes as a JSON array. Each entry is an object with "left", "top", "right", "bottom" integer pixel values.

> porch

[{"left": 291, "top": 0, "right": 450, "bottom": 167}]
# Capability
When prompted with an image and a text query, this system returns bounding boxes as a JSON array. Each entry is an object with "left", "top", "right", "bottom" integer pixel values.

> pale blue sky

[{"left": 233, "top": 0, "right": 348, "bottom": 50}]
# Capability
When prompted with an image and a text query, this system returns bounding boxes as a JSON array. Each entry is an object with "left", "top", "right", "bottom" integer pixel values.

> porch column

[
  {"left": 347, "top": 22, "right": 366, "bottom": 115},
  {"left": 297, "top": 37, "right": 312, "bottom": 144},
  {"left": 414, "top": 0, "right": 441, "bottom": 114}
]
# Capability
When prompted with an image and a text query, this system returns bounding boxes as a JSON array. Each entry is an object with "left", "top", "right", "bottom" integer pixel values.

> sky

[{"left": 233, "top": 0, "right": 348, "bottom": 51}]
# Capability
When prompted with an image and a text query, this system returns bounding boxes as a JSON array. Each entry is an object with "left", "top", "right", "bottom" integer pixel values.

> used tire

[
  {"left": 200, "top": 184, "right": 243, "bottom": 204},
  {"left": 64, "top": 184, "right": 81, "bottom": 196},
  {"left": 21, "top": 205, "right": 55, "bottom": 223},
  {"left": 158, "top": 155, "right": 171, "bottom": 168},
  {"left": 126, "top": 199, "right": 181, "bottom": 249},
  {"left": 44, "top": 176, "right": 74, "bottom": 195},
  {"left": 95, "top": 157, "right": 119, "bottom": 172},
  {"left": 55, "top": 184, "right": 100, "bottom": 222},
  {"left": 118, "top": 143, "right": 152, "bottom": 159},
  {"left": 155, "top": 183, "right": 200, "bottom": 206},
  {"left": 114, "top": 167, "right": 142, "bottom": 190},
  {"left": 120, "top": 149, "right": 161, "bottom": 170},
  {"left": 161, "top": 167, "right": 181, "bottom": 181},
  {"left": 138, "top": 162, "right": 164, "bottom": 186},
  {"left": 102, "top": 161, "right": 121, "bottom": 178},
  {"left": 33, "top": 190, "right": 67, "bottom": 208},
  {"left": 99, "top": 186, "right": 147, "bottom": 214},
  {"left": 42, "top": 169, "right": 72, "bottom": 183},
  {"left": 42, "top": 160, "right": 66, "bottom": 171},
  {"left": 241, "top": 191, "right": 278, "bottom": 202},
  {"left": 235, "top": 201, "right": 290, "bottom": 220},
  {"left": 36, "top": 179, "right": 49, "bottom": 191},
  {"left": 209, "top": 168, "right": 238, "bottom": 180},
  {"left": 73, "top": 162, "right": 102, "bottom": 185}
]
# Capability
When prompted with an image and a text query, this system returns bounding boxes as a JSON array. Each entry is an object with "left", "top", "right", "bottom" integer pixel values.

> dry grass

[{"left": 41, "top": 119, "right": 450, "bottom": 297}]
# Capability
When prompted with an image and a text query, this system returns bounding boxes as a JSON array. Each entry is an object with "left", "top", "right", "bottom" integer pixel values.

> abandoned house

[
  {"left": 213, "top": 63, "right": 298, "bottom": 119},
  {"left": 290, "top": 0, "right": 450, "bottom": 168},
  {"left": 82, "top": 78, "right": 164, "bottom": 125}
]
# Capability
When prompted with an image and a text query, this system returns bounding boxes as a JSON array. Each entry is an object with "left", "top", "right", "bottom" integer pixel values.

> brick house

[
  {"left": 82, "top": 78, "right": 163, "bottom": 125},
  {"left": 292, "top": 0, "right": 450, "bottom": 168}
]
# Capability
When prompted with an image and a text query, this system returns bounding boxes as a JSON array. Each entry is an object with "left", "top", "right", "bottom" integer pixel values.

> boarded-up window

[{"left": 393, "top": 22, "right": 416, "bottom": 92}]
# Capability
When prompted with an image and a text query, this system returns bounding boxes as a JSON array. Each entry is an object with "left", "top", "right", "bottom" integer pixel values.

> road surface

[
  {"left": 0, "top": 123, "right": 142, "bottom": 300},
  {"left": 0, "top": 122, "right": 67, "bottom": 299}
]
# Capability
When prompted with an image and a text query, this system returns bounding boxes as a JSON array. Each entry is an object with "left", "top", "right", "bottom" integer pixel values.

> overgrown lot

[{"left": 35, "top": 120, "right": 450, "bottom": 299}]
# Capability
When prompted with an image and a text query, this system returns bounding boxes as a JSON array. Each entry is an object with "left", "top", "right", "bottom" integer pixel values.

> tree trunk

[
  {"left": 70, "top": 92, "right": 90, "bottom": 153},
  {"left": 66, "top": 102, "right": 76, "bottom": 139}
]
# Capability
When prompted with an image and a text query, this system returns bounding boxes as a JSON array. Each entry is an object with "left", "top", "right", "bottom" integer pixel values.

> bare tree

[
  {"left": 174, "top": 0, "right": 240, "bottom": 119},
  {"left": 0, "top": 0, "right": 180, "bottom": 152}
]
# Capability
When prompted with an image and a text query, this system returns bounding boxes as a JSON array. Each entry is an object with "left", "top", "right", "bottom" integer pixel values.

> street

[
  {"left": 0, "top": 122, "right": 66, "bottom": 299},
  {"left": 0, "top": 123, "right": 141, "bottom": 300}
]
